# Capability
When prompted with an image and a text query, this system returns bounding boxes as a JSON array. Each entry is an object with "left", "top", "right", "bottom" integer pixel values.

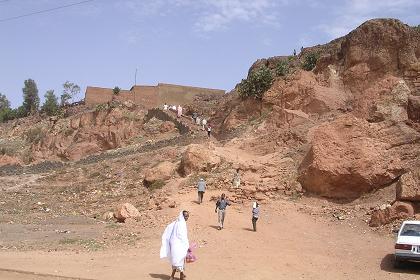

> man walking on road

[
  {"left": 197, "top": 178, "right": 206, "bottom": 204},
  {"left": 215, "top": 193, "right": 231, "bottom": 230}
]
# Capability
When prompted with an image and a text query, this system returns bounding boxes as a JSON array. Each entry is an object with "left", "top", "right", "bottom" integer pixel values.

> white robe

[{"left": 160, "top": 212, "right": 189, "bottom": 267}]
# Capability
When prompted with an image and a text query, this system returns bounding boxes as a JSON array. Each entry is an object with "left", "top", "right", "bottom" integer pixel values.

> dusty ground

[{"left": 0, "top": 189, "right": 419, "bottom": 280}]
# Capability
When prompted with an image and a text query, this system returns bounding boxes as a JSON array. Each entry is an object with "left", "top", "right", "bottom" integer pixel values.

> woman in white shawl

[{"left": 160, "top": 210, "right": 190, "bottom": 280}]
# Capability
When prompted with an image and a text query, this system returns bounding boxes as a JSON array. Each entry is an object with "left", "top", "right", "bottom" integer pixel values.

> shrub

[
  {"left": 237, "top": 66, "right": 274, "bottom": 100},
  {"left": 95, "top": 104, "right": 107, "bottom": 112},
  {"left": 302, "top": 52, "right": 320, "bottom": 71},
  {"left": 113, "top": 87, "right": 121, "bottom": 95},
  {"left": 275, "top": 60, "right": 289, "bottom": 76},
  {"left": 26, "top": 127, "right": 45, "bottom": 144},
  {"left": 147, "top": 179, "right": 166, "bottom": 191}
]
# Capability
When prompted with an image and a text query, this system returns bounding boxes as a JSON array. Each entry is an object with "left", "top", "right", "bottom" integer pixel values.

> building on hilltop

[{"left": 85, "top": 83, "right": 225, "bottom": 108}]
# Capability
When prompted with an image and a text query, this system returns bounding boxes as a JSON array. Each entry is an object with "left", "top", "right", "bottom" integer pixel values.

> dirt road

[{"left": 0, "top": 190, "right": 419, "bottom": 280}]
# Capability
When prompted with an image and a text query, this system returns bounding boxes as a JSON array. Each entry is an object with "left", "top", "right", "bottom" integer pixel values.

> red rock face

[
  {"left": 29, "top": 107, "right": 146, "bottom": 162},
  {"left": 298, "top": 115, "right": 420, "bottom": 198}
]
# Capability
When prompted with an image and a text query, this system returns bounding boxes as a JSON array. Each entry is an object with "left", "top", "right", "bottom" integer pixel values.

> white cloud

[
  {"left": 195, "top": 0, "right": 282, "bottom": 32},
  {"left": 319, "top": 0, "right": 420, "bottom": 39},
  {"left": 117, "top": 0, "right": 284, "bottom": 32}
]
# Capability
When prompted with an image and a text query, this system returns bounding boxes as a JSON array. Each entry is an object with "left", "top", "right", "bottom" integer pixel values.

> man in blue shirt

[{"left": 215, "top": 193, "right": 231, "bottom": 230}]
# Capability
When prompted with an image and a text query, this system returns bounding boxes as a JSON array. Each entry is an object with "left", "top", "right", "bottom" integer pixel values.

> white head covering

[{"left": 252, "top": 202, "right": 257, "bottom": 208}]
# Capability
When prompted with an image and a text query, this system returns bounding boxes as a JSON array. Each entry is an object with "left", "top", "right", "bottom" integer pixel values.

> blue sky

[{"left": 1, "top": 0, "right": 419, "bottom": 108}]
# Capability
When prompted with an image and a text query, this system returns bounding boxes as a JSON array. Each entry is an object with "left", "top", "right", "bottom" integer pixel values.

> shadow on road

[
  {"left": 209, "top": 225, "right": 220, "bottom": 230},
  {"left": 149, "top": 273, "right": 169, "bottom": 279},
  {"left": 381, "top": 254, "right": 420, "bottom": 275},
  {"left": 242, "top": 227, "right": 254, "bottom": 232}
]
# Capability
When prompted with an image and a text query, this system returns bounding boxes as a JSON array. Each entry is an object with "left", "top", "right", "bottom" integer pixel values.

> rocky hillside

[
  {"left": 210, "top": 19, "right": 420, "bottom": 221},
  {"left": 0, "top": 102, "right": 181, "bottom": 165},
  {"left": 1, "top": 18, "right": 419, "bottom": 230}
]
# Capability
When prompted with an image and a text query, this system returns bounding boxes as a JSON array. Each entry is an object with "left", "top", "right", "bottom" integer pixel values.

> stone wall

[
  {"left": 85, "top": 87, "right": 114, "bottom": 105},
  {"left": 131, "top": 86, "right": 159, "bottom": 108},
  {"left": 157, "top": 83, "right": 225, "bottom": 106},
  {"left": 85, "top": 83, "right": 224, "bottom": 108}
]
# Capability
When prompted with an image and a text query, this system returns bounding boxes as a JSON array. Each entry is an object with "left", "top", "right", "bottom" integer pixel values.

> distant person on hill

[
  {"left": 172, "top": 105, "right": 177, "bottom": 111},
  {"left": 160, "top": 210, "right": 190, "bottom": 280},
  {"left": 177, "top": 105, "right": 183, "bottom": 118},
  {"left": 252, "top": 202, "right": 260, "bottom": 232},
  {"left": 232, "top": 168, "right": 241, "bottom": 188},
  {"left": 197, "top": 178, "right": 206, "bottom": 204},
  {"left": 192, "top": 112, "right": 198, "bottom": 122},
  {"left": 215, "top": 193, "right": 231, "bottom": 230},
  {"left": 196, "top": 116, "right": 201, "bottom": 126},
  {"left": 293, "top": 49, "right": 296, "bottom": 56},
  {"left": 207, "top": 125, "right": 212, "bottom": 138},
  {"left": 201, "top": 118, "right": 207, "bottom": 130},
  {"left": 163, "top": 103, "right": 168, "bottom": 110}
]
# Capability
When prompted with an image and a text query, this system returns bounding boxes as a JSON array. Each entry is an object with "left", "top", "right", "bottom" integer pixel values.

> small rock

[
  {"left": 114, "top": 203, "right": 140, "bottom": 223},
  {"left": 168, "top": 200, "right": 177, "bottom": 208}
]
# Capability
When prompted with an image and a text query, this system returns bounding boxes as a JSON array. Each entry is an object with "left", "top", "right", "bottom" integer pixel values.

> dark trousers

[
  {"left": 207, "top": 131, "right": 211, "bottom": 138},
  {"left": 198, "top": 191, "right": 204, "bottom": 204},
  {"left": 252, "top": 217, "right": 258, "bottom": 231}
]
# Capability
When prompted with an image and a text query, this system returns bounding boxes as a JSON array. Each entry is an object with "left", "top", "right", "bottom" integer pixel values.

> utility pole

[{"left": 133, "top": 68, "right": 138, "bottom": 104}]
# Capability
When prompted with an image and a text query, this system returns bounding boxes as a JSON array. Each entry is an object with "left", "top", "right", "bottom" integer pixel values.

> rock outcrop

[{"left": 369, "top": 201, "right": 415, "bottom": 227}]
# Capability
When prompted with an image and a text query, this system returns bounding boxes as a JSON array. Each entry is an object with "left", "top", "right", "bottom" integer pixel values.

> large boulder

[
  {"left": 143, "top": 161, "right": 176, "bottom": 186},
  {"left": 396, "top": 169, "right": 420, "bottom": 201},
  {"left": 298, "top": 115, "right": 420, "bottom": 198},
  {"left": 114, "top": 203, "right": 140, "bottom": 223},
  {"left": 179, "top": 144, "right": 221, "bottom": 176}
]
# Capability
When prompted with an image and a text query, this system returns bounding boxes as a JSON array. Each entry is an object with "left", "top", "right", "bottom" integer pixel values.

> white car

[{"left": 394, "top": 220, "right": 420, "bottom": 268}]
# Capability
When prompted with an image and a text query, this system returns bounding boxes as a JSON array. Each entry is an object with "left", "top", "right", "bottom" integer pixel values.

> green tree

[
  {"left": 0, "top": 108, "right": 15, "bottom": 122},
  {"left": 302, "top": 52, "right": 320, "bottom": 71},
  {"left": 0, "top": 93, "right": 12, "bottom": 123},
  {"left": 237, "top": 66, "right": 274, "bottom": 100},
  {"left": 61, "top": 81, "right": 80, "bottom": 106},
  {"left": 113, "top": 86, "right": 121, "bottom": 95},
  {"left": 22, "top": 79, "right": 40, "bottom": 115},
  {"left": 275, "top": 60, "right": 290, "bottom": 76},
  {"left": 0, "top": 93, "right": 10, "bottom": 110},
  {"left": 42, "top": 90, "right": 59, "bottom": 116}
]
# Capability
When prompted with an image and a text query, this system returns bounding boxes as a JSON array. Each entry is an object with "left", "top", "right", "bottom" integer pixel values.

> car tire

[{"left": 394, "top": 258, "right": 405, "bottom": 269}]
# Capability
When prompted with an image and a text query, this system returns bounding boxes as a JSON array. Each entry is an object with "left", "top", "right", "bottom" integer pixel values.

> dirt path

[{"left": 0, "top": 190, "right": 419, "bottom": 280}]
